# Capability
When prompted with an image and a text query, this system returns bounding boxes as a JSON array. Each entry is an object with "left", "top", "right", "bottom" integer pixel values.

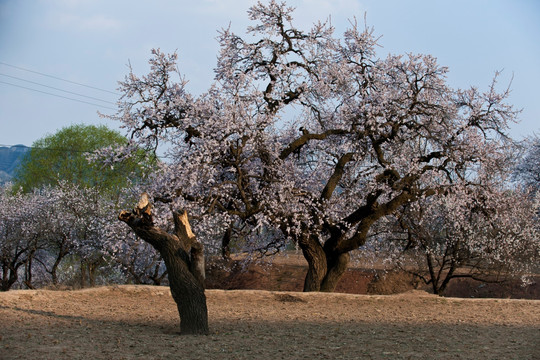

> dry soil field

[{"left": 1, "top": 285, "right": 539, "bottom": 359}]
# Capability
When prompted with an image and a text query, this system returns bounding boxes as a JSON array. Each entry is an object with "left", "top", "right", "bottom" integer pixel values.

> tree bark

[
  {"left": 50, "top": 239, "right": 70, "bottom": 286},
  {"left": 1, "top": 262, "right": 21, "bottom": 291},
  {"left": 1, "top": 265, "right": 8, "bottom": 291},
  {"left": 298, "top": 234, "right": 327, "bottom": 292},
  {"left": 51, "top": 254, "right": 62, "bottom": 286},
  {"left": 300, "top": 246, "right": 350, "bottom": 292},
  {"left": 320, "top": 252, "right": 350, "bottom": 292},
  {"left": 119, "top": 193, "right": 209, "bottom": 335},
  {"left": 24, "top": 252, "right": 34, "bottom": 289}
]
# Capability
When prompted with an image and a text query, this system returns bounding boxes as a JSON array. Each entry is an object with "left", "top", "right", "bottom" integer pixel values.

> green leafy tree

[{"left": 14, "top": 124, "right": 153, "bottom": 193}]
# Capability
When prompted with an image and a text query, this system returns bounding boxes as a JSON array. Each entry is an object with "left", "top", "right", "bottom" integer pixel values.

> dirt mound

[{"left": 206, "top": 257, "right": 540, "bottom": 299}]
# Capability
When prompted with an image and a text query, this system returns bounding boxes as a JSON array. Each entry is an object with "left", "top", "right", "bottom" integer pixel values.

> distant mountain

[{"left": 0, "top": 145, "right": 29, "bottom": 184}]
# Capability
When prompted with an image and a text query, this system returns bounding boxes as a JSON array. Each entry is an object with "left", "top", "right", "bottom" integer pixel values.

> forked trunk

[
  {"left": 1, "top": 263, "right": 20, "bottom": 291},
  {"left": 160, "top": 240, "right": 208, "bottom": 335},
  {"left": 119, "top": 193, "right": 209, "bottom": 335},
  {"left": 298, "top": 235, "right": 349, "bottom": 292}
]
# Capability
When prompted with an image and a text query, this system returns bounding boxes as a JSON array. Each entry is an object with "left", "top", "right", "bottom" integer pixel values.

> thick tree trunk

[
  {"left": 301, "top": 251, "right": 350, "bottom": 292},
  {"left": 298, "top": 234, "right": 327, "bottom": 292},
  {"left": 298, "top": 234, "right": 351, "bottom": 292},
  {"left": 160, "top": 241, "right": 208, "bottom": 334},
  {"left": 426, "top": 253, "right": 440, "bottom": 295},
  {"left": 119, "top": 193, "right": 209, "bottom": 335},
  {"left": 1, "top": 264, "right": 19, "bottom": 291},
  {"left": 1, "top": 265, "right": 8, "bottom": 291},
  {"left": 320, "top": 252, "right": 350, "bottom": 292}
]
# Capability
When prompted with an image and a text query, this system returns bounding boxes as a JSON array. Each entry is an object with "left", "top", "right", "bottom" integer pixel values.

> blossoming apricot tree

[{"left": 104, "top": 1, "right": 524, "bottom": 333}]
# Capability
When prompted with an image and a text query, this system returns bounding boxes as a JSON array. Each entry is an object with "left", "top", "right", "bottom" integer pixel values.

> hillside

[
  {"left": 0, "top": 145, "right": 28, "bottom": 183},
  {"left": 1, "top": 286, "right": 538, "bottom": 359}
]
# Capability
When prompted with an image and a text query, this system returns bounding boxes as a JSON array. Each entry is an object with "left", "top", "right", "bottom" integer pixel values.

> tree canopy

[
  {"left": 102, "top": 1, "right": 528, "bottom": 294},
  {"left": 14, "top": 124, "right": 153, "bottom": 193}
]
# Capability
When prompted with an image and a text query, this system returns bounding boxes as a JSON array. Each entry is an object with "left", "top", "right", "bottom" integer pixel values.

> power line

[
  {"left": 0, "top": 61, "right": 120, "bottom": 95},
  {"left": 0, "top": 80, "right": 117, "bottom": 110},
  {"left": 0, "top": 73, "right": 116, "bottom": 105}
]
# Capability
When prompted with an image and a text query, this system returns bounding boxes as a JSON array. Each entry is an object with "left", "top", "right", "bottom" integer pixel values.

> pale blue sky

[{"left": 1, "top": 0, "right": 538, "bottom": 146}]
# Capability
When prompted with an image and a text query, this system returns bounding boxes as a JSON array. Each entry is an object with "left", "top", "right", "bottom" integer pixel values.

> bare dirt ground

[{"left": 1, "top": 285, "right": 539, "bottom": 360}]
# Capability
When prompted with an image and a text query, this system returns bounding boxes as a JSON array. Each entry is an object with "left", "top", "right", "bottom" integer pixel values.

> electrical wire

[
  {"left": 0, "top": 61, "right": 120, "bottom": 95},
  {"left": 0, "top": 73, "right": 116, "bottom": 105},
  {"left": 0, "top": 80, "right": 117, "bottom": 110}
]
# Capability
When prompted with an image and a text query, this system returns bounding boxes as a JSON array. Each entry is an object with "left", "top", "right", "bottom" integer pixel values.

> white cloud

[
  {"left": 78, "top": 14, "right": 121, "bottom": 31},
  {"left": 45, "top": 0, "right": 96, "bottom": 9},
  {"left": 49, "top": 12, "right": 121, "bottom": 32},
  {"left": 292, "top": 0, "right": 365, "bottom": 29},
  {"left": 40, "top": 0, "right": 123, "bottom": 32}
]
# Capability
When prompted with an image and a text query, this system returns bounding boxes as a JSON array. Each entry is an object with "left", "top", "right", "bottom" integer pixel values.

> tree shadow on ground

[{"left": 2, "top": 305, "right": 538, "bottom": 360}]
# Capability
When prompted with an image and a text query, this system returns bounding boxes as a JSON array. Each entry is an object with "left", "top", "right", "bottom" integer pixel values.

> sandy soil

[{"left": 1, "top": 285, "right": 539, "bottom": 359}]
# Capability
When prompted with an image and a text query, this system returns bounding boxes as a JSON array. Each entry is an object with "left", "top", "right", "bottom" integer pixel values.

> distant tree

[
  {"left": 12, "top": 124, "right": 159, "bottom": 286},
  {"left": 107, "top": 235, "right": 168, "bottom": 285},
  {"left": 47, "top": 182, "right": 112, "bottom": 288},
  {"left": 0, "top": 185, "right": 49, "bottom": 290},
  {"left": 515, "top": 135, "right": 540, "bottom": 194},
  {"left": 380, "top": 183, "right": 539, "bottom": 295},
  {"left": 37, "top": 181, "right": 168, "bottom": 288},
  {"left": 14, "top": 124, "right": 153, "bottom": 194},
  {"left": 0, "top": 181, "right": 162, "bottom": 290}
]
